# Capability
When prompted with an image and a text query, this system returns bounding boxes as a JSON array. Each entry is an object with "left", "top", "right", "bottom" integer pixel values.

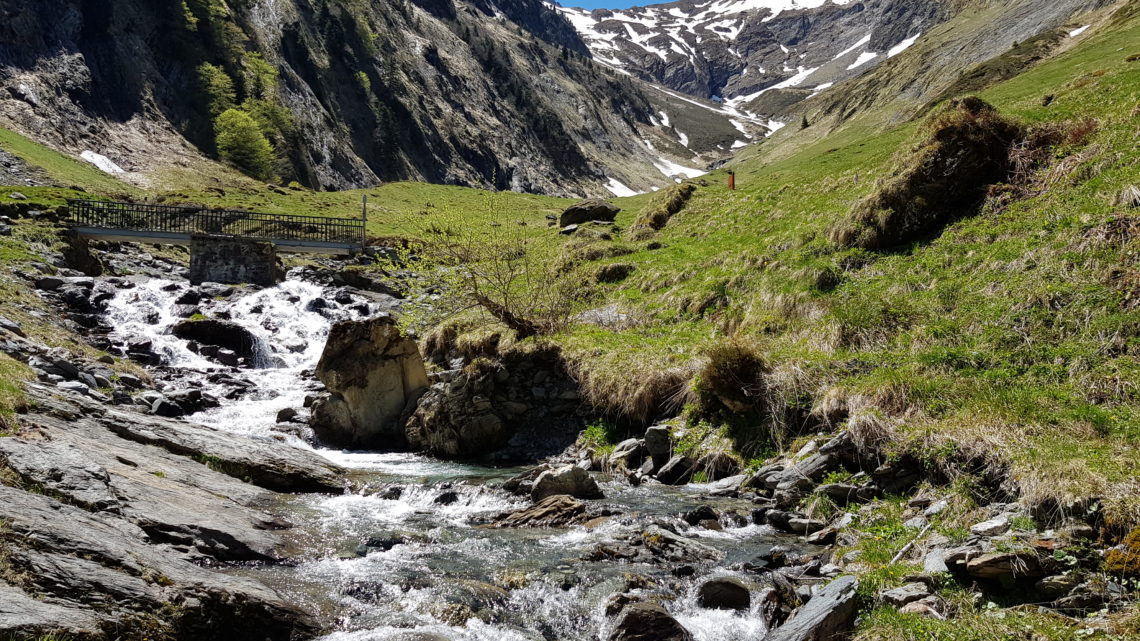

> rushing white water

[{"left": 103, "top": 275, "right": 785, "bottom": 641}]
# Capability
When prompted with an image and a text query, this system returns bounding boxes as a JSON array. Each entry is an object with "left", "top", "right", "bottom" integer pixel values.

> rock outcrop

[
  {"left": 609, "top": 603, "right": 693, "bottom": 641},
  {"left": 313, "top": 316, "right": 429, "bottom": 449},
  {"left": 0, "top": 384, "right": 336, "bottom": 639},
  {"left": 560, "top": 199, "right": 621, "bottom": 227}
]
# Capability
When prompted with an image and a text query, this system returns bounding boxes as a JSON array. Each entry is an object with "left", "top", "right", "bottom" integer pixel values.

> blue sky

[{"left": 566, "top": 1, "right": 648, "bottom": 9}]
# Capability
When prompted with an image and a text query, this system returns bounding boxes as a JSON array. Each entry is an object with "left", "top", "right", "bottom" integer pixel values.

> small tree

[
  {"left": 198, "top": 63, "right": 236, "bottom": 117},
  {"left": 214, "top": 108, "right": 276, "bottom": 181},
  {"left": 800, "top": 114, "right": 810, "bottom": 130},
  {"left": 394, "top": 195, "right": 582, "bottom": 340}
]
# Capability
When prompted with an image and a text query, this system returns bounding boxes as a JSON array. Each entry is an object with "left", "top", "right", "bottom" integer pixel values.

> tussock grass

[
  {"left": 629, "top": 182, "right": 697, "bottom": 236},
  {"left": 830, "top": 97, "right": 1025, "bottom": 251}
]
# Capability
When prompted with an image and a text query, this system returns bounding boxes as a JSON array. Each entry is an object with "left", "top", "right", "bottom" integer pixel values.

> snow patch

[
  {"left": 605, "top": 178, "right": 641, "bottom": 197},
  {"left": 81, "top": 151, "right": 124, "bottom": 174},
  {"left": 1069, "top": 25, "right": 1090, "bottom": 37},
  {"left": 888, "top": 32, "right": 922, "bottom": 58},
  {"left": 846, "top": 51, "right": 878, "bottom": 70},
  {"left": 652, "top": 156, "right": 706, "bottom": 180}
]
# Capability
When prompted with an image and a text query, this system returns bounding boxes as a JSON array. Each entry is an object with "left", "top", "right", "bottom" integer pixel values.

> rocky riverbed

[{"left": 0, "top": 232, "right": 1133, "bottom": 640}]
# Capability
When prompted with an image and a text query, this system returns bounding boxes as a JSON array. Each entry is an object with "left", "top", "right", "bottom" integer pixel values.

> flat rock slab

[
  {"left": 765, "top": 575, "right": 859, "bottom": 641},
  {"left": 0, "top": 486, "right": 318, "bottom": 639},
  {"left": 27, "top": 383, "right": 343, "bottom": 492},
  {"left": 0, "top": 584, "right": 104, "bottom": 638}
]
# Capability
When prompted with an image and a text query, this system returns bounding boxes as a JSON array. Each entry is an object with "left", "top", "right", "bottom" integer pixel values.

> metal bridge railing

[{"left": 66, "top": 199, "right": 366, "bottom": 247}]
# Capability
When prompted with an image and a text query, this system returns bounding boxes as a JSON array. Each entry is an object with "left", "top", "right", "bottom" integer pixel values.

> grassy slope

[
  {"left": 1, "top": 9, "right": 1135, "bottom": 522},
  {"left": 556, "top": 10, "right": 1140, "bottom": 524}
]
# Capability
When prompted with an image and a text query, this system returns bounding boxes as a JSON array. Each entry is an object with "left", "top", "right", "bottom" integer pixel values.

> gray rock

[
  {"left": 560, "top": 199, "right": 621, "bottom": 227},
  {"left": 970, "top": 514, "right": 1011, "bottom": 536},
  {"left": 559, "top": 224, "right": 579, "bottom": 235},
  {"left": 9, "top": 191, "right": 27, "bottom": 200},
  {"left": 276, "top": 407, "right": 299, "bottom": 423},
  {"left": 1036, "top": 574, "right": 1079, "bottom": 598},
  {"left": 56, "top": 380, "right": 89, "bottom": 395},
  {"left": 151, "top": 397, "right": 185, "bottom": 418},
  {"left": 643, "top": 425, "right": 671, "bottom": 455},
  {"left": 765, "top": 576, "right": 859, "bottom": 641},
  {"left": 923, "top": 549, "right": 949, "bottom": 574},
  {"left": 881, "top": 582, "right": 930, "bottom": 607},
  {"left": 0, "top": 486, "right": 317, "bottom": 639},
  {"left": 0, "top": 583, "right": 103, "bottom": 638},
  {"left": 966, "top": 552, "right": 1044, "bottom": 579},
  {"left": 698, "top": 577, "right": 750, "bottom": 610},
  {"left": 25, "top": 384, "right": 342, "bottom": 493},
  {"left": 788, "top": 518, "right": 826, "bottom": 535},
  {"left": 923, "top": 499, "right": 949, "bottom": 516},
  {"left": 656, "top": 454, "right": 696, "bottom": 485},
  {"left": 531, "top": 464, "right": 604, "bottom": 501},
  {"left": 608, "top": 438, "right": 644, "bottom": 469},
  {"left": 904, "top": 516, "right": 928, "bottom": 529},
  {"left": 609, "top": 602, "right": 692, "bottom": 641},
  {"left": 0, "top": 315, "right": 25, "bottom": 337}
]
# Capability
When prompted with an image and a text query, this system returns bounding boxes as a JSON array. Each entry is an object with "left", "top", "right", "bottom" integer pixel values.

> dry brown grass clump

[
  {"left": 693, "top": 339, "right": 769, "bottom": 417},
  {"left": 574, "top": 360, "right": 695, "bottom": 425},
  {"left": 594, "top": 263, "right": 635, "bottom": 283},
  {"left": 630, "top": 183, "right": 697, "bottom": 236},
  {"left": 830, "top": 97, "right": 1024, "bottom": 250}
]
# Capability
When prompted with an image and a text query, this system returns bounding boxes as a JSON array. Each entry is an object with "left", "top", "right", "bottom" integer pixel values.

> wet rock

[
  {"left": 608, "top": 602, "right": 693, "bottom": 641},
  {"left": 172, "top": 319, "right": 267, "bottom": 366},
  {"left": 641, "top": 525, "right": 723, "bottom": 563},
  {"left": 276, "top": 407, "right": 298, "bottom": 423},
  {"left": 604, "top": 592, "right": 645, "bottom": 617},
  {"left": 150, "top": 397, "right": 185, "bottom": 418},
  {"left": 560, "top": 199, "right": 621, "bottom": 227},
  {"left": 655, "top": 454, "right": 696, "bottom": 485},
  {"left": 683, "top": 505, "right": 719, "bottom": 526},
  {"left": 531, "top": 464, "right": 604, "bottom": 501},
  {"left": 698, "top": 577, "right": 750, "bottom": 610},
  {"left": 433, "top": 490, "right": 461, "bottom": 505},
  {"left": 788, "top": 518, "right": 826, "bottom": 535},
  {"left": 313, "top": 316, "right": 428, "bottom": 449},
  {"left": 765, "top": 576, "right": 859, "bottom": 641},
  {"left": 494, "top": 495, "right": 590, "bottom": 528},
  {"left": 881, "top": 582, "right": 930, "bottom": 607},
  {"left": 35, "top": 275, "right": 65, "bottom": 291}
]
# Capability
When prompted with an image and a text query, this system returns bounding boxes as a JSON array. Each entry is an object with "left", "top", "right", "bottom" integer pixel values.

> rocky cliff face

[
  {"left": 0, "top": 0, "right": 736, "bottom": 196},
  {"left": 558, "top": 0, "right": 946, "bottom": 115}
]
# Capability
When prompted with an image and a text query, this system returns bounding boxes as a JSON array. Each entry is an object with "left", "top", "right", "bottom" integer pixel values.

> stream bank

[{"left": 0, "top": 234, "right": 1134, "bottom": 640}]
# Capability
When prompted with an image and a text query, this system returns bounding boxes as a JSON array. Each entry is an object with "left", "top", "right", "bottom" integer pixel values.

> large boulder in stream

[
  {"left": 531, "top": 464, "right": 604, "bottom": 501},
  {"left": 313, "top": 316, "right": 429, "bottom": 449},
  {"left": 609, "top": 603, "right": 693, "bottom": 641},
  {"left": 172, "top": 318, "right": 268, "bottom": 367}
]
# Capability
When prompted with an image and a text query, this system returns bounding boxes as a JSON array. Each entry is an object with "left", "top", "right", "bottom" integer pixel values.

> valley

[{"left": 0, "top": 0, "right": 1139, "bottom": 640}]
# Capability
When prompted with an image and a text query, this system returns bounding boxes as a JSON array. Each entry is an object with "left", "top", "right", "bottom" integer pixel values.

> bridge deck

[{"left": 66, "top": 199, "right": 365, "bottom": 254}]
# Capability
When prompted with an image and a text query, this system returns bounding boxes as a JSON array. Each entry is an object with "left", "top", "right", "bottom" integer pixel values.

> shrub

[
  {"left": 1103, "top": 526, "right": 1140, "bottom": 578},
  {"left": 214, "top": 109, "right": 276, "bottom": 181},
  {"left": 830, "top": 97, "right": 1024, "bottom": 251}
]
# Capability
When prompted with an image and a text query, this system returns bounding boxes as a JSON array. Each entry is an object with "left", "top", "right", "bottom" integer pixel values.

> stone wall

[{"left": 188, "top": 236, "right": 281, "bottom": 286}]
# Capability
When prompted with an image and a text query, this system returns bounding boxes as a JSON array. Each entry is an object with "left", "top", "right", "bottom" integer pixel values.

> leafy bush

[
  {"left": 198, "top": 63, "right": 237, "bottom": 117},
  {"left": 214, "top": 109, "right": 276, "bottom": 181}
]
